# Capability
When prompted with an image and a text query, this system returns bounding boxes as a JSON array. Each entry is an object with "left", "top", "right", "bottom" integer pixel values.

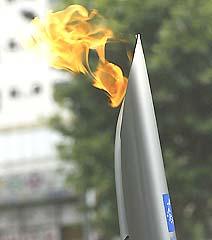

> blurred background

[{"left": 0, "top": 0, "right": 212, "bottom": 240}]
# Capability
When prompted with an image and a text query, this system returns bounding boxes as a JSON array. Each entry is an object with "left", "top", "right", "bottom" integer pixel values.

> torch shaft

[{"left": 115, "top": 35, "right": 177, "bottom": 240}]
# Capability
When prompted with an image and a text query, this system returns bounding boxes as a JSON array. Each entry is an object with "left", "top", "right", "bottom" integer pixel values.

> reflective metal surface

[{"left": 115, "top": 35, "right": 177, "bottom": 240}]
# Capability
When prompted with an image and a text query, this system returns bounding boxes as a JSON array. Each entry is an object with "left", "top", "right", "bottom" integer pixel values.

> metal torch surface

[{"left": 115, "top": 34, "right": 177, "bottom": 240}]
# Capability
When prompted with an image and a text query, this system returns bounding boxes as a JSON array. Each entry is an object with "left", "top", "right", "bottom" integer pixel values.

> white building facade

[{"left": 0, "top": 1, "right": 84, "bottom": 240}]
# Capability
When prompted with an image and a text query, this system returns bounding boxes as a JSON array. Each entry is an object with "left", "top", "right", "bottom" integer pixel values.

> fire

[
  {"left": 93, "top": 61, "right": 128, "bottom": 107},
  {"left": 28, "top": 4, "right": 128, "bottom": 107}
]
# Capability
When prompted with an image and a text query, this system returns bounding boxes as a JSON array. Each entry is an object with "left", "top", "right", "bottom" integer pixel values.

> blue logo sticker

[{"left": 163, "top": 194, "right": 175, "bottom": 232}]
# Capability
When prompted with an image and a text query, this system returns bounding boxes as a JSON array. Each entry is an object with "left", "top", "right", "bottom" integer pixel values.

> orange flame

[
  {"left": 93, "top": 61, "right": 128, "bottom": 107},
  {"left": 28, "top": 4, "right": 128, "bottom": 107}
]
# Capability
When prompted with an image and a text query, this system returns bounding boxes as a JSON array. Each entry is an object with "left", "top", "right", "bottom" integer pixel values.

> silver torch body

[{"left": 115, "top": 35, "right": 177, "bottom": 240}]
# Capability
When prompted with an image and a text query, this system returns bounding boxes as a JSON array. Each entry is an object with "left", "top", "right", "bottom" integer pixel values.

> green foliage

[
  {"left": 51, "top": 0, "right": 212, "bottom": 239},
  {"left": 51, "top": 76, "right": 120, "bottom": 238},
  {"left": 150, "top": 1, "right": 212, "bottom": 239}
]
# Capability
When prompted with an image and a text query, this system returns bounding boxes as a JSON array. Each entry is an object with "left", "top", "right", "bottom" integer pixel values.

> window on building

[
  {"left": 61, "top": 225, "right": 83, "bottom": 240},
  {"left": 8, "top": 39, "right": 18, "bottom": 51},
  {"left": 31, "top": 84, "right": 42, "bottom": 95},
  {"left": 9, "top": 88, "right": 20, "bottom": 99},
  {"left": 21, "top": 10, "right": 36, "bottom": 20}
]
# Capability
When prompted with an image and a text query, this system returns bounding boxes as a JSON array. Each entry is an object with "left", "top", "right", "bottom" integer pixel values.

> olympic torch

[
  {"left": 115, "top": 34, "right": 177, "bottom": 240},
  {"left": 26, "top": 5, "right": 177, "bottom": 239}
]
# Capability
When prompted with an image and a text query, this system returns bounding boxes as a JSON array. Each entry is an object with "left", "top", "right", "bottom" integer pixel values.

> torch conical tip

[{"left": 135, "top": 33, "right": 142, "bottom": 39}]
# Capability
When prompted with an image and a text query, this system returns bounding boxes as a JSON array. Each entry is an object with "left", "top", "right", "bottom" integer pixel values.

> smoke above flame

[{"left": 28, "top": 4, "right": 128, "bottom": 107}]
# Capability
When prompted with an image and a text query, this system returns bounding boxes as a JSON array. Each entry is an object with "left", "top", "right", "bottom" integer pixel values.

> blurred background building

[{"left": 0, "top": 1, "right": 84, "bottom": 240}]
